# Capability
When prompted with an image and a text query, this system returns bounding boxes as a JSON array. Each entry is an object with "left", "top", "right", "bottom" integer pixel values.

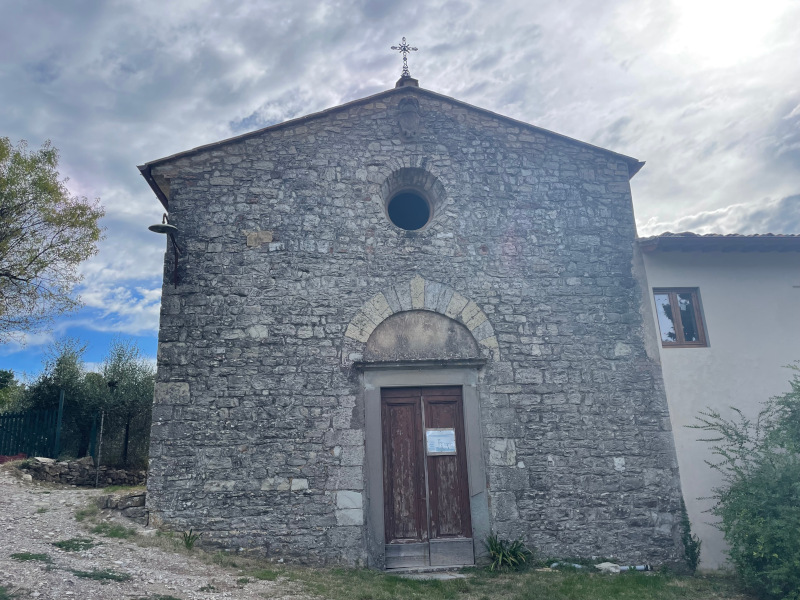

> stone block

[
  {"left": 122, "top": 506, "right": 147, "bottom": 519},
  {"left": 119, "top": 493, "right": 146, "bottom": 509},
  {"left": 336, "top": 490, "right": 363, "bottom": 509},
  {"left": 153, "top": 381, "right": 190, "bottom": 405},
  {"left": 489, "top": 439, "right": 517, "bottom": 466},
  {"left": 336, "top": 508, "right": 364, "bottom": 526},
  {"left": 410, "top": 275, "right": 425, "bottom": 309},
  {"left": 325, "top": 467, "right": 363, "bottom": 491},
  {"left": 291, "top": 478, "right": 309, "bottom": 491},
  {"left": 445, "top": 292, "right": 468, "bottom": 319},
  {"left": 244, "top": 230, "right": 273, "bottom": 247}
]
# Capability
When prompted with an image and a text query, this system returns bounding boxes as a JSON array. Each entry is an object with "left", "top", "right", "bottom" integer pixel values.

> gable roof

[
  {"left": 638, "top": 231, "right": 800, "bottom": 253},
  {"left": 138, "top": 85, "right": 645, "bottom": 209}
]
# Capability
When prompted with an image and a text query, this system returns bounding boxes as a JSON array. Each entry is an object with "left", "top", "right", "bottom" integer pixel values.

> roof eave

[
  {"left": 638, "top": 236, "right": 800, "bottom": 253},
  {"left": 138, "top": 164, "right": 169, "bottom": 210}
]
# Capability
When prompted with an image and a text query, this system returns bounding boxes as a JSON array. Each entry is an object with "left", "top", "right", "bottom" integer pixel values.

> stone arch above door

[{"left": 342, "top": 275, "right": 499, "bottom": 367}]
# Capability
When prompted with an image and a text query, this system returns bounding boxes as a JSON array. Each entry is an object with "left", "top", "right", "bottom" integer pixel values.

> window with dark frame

[{"left": 653, "top": 288, "right": 707, "bottom": 347}]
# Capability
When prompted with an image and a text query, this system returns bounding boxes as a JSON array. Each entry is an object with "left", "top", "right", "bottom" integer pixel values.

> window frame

[{"left": 652, "top": 287, "right": 708, "bottom": 348}]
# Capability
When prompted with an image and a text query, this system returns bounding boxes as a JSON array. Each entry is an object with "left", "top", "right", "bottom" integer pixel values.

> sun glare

[{"left": 670, "top": 0, "right": 789, "bottom": 67}]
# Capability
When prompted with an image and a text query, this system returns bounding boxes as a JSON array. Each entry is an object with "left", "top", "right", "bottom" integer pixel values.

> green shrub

[
  {"left": 71, "top": 568, "right": 131, "bottom": 582},
  {"left": 91, "top": 522, "right": 136, "bottom": 538},
  {"left": 693, "top": 364, "right": 800, "bottom": 600},
  {"left": 484, "top": 533, "right": 533, "bottom": 571},
  {"left": 250, "top": 568, "right": 279, "bottom": 581},
  {"left": 182, "top": 528, "right": 202, "bottom": 550},
  {"left": 10, "top": 552, "right": 51, "bottom": 563},
  {"left": 679, "top": 499, "right": 701, "bottom": 573},
  {"left": 52, "top": 537, "right": 96, "bottom": 551},
  {"left": 74, "top": 504, "right": 99, "bottom": 522}
]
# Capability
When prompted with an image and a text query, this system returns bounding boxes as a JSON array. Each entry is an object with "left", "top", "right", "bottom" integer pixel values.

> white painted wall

[{"left": 641, "top": 250, "right": 800, "bottom": 570}]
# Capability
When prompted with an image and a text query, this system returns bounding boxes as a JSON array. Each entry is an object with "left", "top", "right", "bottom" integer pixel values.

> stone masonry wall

[
  {"left": 146, "top": 87, "right": 684, "bottom": 566},
  {"left": 22, "top": 457, "right": 146, "bottom": 487}
]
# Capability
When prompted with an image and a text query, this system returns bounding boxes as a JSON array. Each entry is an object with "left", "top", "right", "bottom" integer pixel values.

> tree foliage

[
  {"left": 693, "top": 365, "right": 800, "bottom": 600},
  {"left": 23, "top": 337, "right": 155, "bottom": 467},
  {"left": 0, "top": 369, "right": 24, "bottom": 412},
  {"left": 101, "top": 339, "right": 155, "bottom": 466},
  {"left": 24, "top": 338, "right": 102, "bottom": 457},
  {"left": 0, "top": 137, "right": 104, "bottom": 341}
]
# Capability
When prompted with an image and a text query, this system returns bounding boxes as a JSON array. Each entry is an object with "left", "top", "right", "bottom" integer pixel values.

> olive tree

[{"left": 0, "top": 137, "right": 104, "bottom": 341}]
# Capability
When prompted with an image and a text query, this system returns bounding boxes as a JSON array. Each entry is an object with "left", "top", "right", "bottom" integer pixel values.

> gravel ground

[{"left": 0, "top": 466, "right": 311, "bottom": 600}]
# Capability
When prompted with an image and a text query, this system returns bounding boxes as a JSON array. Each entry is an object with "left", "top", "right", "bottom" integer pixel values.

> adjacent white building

[{"left": 638, "top": 232, "right": 800, "bottom": 570}]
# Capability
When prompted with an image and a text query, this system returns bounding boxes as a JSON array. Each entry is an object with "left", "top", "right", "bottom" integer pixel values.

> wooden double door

[{"left": 381, "top": 386, "right": 474, "bottom": 568}]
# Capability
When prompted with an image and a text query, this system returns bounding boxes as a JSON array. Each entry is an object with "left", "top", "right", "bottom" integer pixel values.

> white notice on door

[{"left": 426, "top": 428, "right": 457, "bottom": 455}]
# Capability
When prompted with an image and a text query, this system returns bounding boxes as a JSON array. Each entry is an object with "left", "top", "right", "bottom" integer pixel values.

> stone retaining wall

[
  {"left": 21, "top": 457, "right": 146, "bottom": 487},
  {"left": 96, "top": 490, "right": 148, "bottom": 525}
]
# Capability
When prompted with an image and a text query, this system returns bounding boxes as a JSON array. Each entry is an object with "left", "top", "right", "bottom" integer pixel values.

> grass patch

[
  {"left": 198, "top": 584, "right": 216, "bottom": 591},
  {"left": 273, "top": 568, "right": 751, "bottom": 600},
  {"left": 10, "top": 552, "right": 51, "bottom": 563},
  {"left": 74, "top": 504, "right": 99, "bottom": 522},
  {"left": 103, "top": 484, "right": 146, "bottom": 493},
  {"left": 71, "top": 568, "right": 131, "bottom": 583},
  {"left": 91, "top": 521, "right": 137, "bottom": 538},
  {"left": 0, "top": 585, "right": 18, "bottom": 600},
  {"left": 236, "top": 577, "right": 250, "bottom": 585},
  {"left": 250, "top": 568, "right": 280, "bottom": 581},
  {"left": 35, "top": 506, "right": 48, "bottom": 514},
  {"left": 52, "top": 537, "right": 97, "bottom": 552}
]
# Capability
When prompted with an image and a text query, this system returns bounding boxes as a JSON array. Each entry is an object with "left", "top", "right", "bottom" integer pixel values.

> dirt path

[{"left": 0, "top": 466, "right": 310, "bottom": 599}]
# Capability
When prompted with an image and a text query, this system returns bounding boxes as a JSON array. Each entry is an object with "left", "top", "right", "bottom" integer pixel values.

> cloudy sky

[{"left": 1, "top": 0, "right": 798, "bottom": 376}]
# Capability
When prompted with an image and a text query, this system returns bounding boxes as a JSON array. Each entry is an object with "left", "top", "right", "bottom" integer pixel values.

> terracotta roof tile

[{"left": 638, "top": 231, "right": 800, "bottom": 252}]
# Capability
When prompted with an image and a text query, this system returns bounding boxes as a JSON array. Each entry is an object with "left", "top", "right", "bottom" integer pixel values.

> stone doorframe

[{"left": 360, "top": 361, "right": 491, "bottom": 569}]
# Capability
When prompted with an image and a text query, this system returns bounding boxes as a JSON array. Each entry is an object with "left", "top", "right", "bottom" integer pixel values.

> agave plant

[{"left": 484, "top": 533, "right": 533, "bottom": 571}]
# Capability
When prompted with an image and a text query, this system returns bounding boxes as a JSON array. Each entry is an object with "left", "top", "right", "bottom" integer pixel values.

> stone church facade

[{"left": 140, "top": 77, "right": 685, "bottom": 568}]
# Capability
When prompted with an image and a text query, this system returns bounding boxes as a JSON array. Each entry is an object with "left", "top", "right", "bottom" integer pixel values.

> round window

[{"left": 387, "top": 191, "right": 431, "bottom": 231}]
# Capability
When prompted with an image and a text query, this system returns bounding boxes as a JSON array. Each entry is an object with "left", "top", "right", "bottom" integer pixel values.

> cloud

[
  {"left": 0, "top": 331, "right": 55, "bottom": 357},
  {"left": 75, "top": 285, "right": 162, "bottom": 336},
  {"left": 640, "top": 195, "right": 800, "bottom": 236}
]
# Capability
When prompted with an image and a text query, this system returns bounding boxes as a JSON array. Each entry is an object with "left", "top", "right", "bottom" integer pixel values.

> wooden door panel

[
  {"left": 382, "top": 390, "right": 427, "bottom": 543},
  {"left": 423, "top": 387, "right": 472, "bottom": 540}
]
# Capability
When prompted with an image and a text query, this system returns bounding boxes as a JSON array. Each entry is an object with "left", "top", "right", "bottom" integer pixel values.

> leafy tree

[
  {"left": 101, "top": 339, "right": 155, "bottom": 466},
  {"left": 0, "top": 369, "right": 24, "bottom": 412},
  {"left": 24, "top": 338, "right": 101, "bottom": 457},
  {"left": 0, "top": 137, "right": 104, "bottom": 342},
  {"left": 693, "top": 365, "right": 800, "bottom": 600},
  {"left": 22, "top": 337, "right": 155, "bottom": 466}
]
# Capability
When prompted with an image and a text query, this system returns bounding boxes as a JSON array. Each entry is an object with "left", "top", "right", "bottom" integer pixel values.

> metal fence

[{"left": 0, "top": 394, "right": 64, "bottom": 458}]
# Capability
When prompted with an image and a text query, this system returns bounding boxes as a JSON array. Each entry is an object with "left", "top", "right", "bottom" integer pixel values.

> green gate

[{"left": 0, "top": 393, "right": 64, "bottom": 458}]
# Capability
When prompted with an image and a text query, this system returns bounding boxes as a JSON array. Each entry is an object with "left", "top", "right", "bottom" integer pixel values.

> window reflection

[
  {"left": 678, "top": 293, "right": 699, "bottom": 342},
  {"left": 654, "top": 293, "right": 677, "bottom": 342}
]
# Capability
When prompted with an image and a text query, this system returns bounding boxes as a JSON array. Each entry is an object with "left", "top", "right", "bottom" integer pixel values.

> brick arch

[{"left": 342, "top": 275, "right": 498, "bottom": 367}]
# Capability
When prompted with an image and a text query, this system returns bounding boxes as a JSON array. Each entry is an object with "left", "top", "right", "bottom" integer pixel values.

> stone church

[{"left": 139, "top": 73, "right": 685, "bottom": 569}]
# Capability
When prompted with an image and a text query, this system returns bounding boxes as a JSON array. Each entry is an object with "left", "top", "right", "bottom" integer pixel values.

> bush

[
  {"left": 679, "top": 499, "right": 701, "bottom": 573},
  {"left": 484, "top": 533, "right": 533, "bottom": 571},
  {"left": 693, "top": 365, "right": 800, "bottom": 600}
]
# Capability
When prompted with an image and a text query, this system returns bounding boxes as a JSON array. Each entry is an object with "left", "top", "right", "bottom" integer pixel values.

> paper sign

[{"left": 426, "top": 428, "right": 457, "bottom": 455}]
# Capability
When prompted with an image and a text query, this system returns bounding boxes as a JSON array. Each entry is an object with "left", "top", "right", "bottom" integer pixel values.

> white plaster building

[{"left": 638, "top": 232, "right": 800, "bottom": 570}]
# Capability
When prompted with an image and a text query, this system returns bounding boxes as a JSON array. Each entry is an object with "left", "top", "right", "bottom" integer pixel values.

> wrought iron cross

[{"left": 391, "top": 37, "right": 418, "bottom": 78}]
